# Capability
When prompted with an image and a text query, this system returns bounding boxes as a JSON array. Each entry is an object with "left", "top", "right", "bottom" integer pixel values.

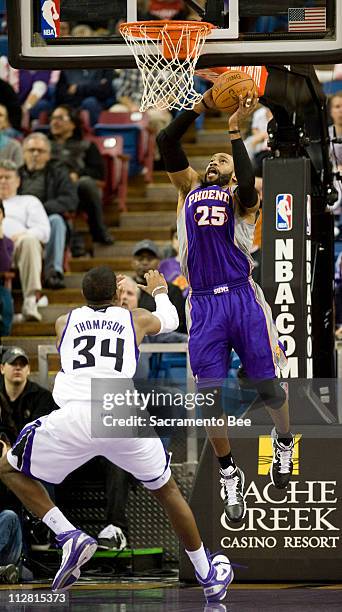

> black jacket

[
  {"left": 56, "top": 69, "right": 114, "bottom": 107},
  {"left": 0, "top": 377, "right": 57, "bottom": 512},
  {"left": 19, "top": 161, "right": 78, "bottom": 217},
  {"left": 50, "top": 137, "right": 105, "bottom": 181},
  {"left": 0, "top": 79, "right": 22, "bottom": 131},
  {"left": 138, "top": 282, "right": 187, "bottom": 334},
  {"left": 0, "top": 377, "right": 57, "bottom": 442}
]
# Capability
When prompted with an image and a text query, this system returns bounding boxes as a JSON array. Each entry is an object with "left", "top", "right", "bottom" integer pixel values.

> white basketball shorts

[{"left": 7, "top": 402, "right": 171, "bottom": 490}]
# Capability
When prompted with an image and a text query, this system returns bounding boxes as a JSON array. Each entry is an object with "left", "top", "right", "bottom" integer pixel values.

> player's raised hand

[
  {"left": 138, "top": 270, "right": 168, "bottom": 297},
  {"left": 228, "top": 90, "right": 259, "bottom": 129},
  {"left": 194, "top": 87, "right": 216, "bottom": 113}
]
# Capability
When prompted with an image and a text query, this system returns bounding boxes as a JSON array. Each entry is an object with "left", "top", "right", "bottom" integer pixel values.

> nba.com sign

[
  {"left": 41, "top": 0, "right": 60, "bottom": 38},
  {"left": 262, "top": 158, "right": 312, "bottom": 379}
]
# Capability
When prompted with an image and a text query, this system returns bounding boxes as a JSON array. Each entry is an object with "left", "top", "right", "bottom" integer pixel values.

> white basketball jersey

[{"left": 53, "top": 305, "right": 139, "bottom": 406}]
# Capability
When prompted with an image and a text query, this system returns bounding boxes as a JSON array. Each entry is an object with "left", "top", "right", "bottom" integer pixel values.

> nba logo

[
  {"left": 40, "top": 0, "right": 60, "bottom": 39},
  {"left": 276, "top": 194, "right": 293, "bottom": 231}
]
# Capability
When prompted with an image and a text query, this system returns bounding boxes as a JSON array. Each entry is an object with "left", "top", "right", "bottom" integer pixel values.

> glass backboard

[{"left": 7, "top": 0, "right": 341, "bottom": 68}]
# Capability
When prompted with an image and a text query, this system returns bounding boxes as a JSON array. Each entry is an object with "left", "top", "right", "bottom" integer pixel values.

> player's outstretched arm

[
  {"left": 132, "top": 270, "right": 179, "bottom": 344},
  {"left": 229, "top": 92, "right": 260, "bottom": 216},
  {"left": 156, "top": 89, "right": 216, "bottom": 196}
]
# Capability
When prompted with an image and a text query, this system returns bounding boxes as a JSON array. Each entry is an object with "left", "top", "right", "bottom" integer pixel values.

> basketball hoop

[{"left": 119, "top": 21, "right": 215, "bottom": 112}]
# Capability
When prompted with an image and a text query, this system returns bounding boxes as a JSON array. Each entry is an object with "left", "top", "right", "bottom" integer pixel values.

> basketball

[{"left": 212, "top": 70, "right": 258, "bottom": 114}]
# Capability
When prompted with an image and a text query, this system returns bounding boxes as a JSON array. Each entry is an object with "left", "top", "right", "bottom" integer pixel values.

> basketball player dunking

[
  {"left": 157, "top": 89, "right": 295, "bottom": 523},
  {"left": 0, "top": 267, "right": 233, "bottom": 603}
]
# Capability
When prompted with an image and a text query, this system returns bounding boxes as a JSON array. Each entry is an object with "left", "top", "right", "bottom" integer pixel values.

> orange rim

[{"left": 119, "top": 20, "right": 215, "bottom": 40}]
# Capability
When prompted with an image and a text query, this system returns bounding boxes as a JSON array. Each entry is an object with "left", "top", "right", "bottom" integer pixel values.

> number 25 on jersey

[{"left": 194, "top": 205, "right": 228, "bottom": 226}]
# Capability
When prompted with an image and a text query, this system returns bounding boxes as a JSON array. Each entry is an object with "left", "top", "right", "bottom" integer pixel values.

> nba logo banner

[
  {"left": 41, "top": 0, "right": 60, "bottom": 39},
  {"left": 276, "top": 194, "right": 293, "bottom": 231}
]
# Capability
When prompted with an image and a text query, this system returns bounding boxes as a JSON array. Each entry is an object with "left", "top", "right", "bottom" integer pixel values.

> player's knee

[
  {"left": 198, "top": 387, "right": 223, "bottom": 419},
  {"left": 255, "top": 379, "right": 286, "bottom": 411},
  {"left": 152, "top": 475, "right": 178, "bottom": 502}
]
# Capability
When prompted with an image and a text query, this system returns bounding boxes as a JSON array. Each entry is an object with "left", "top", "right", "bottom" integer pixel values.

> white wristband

[{"left": 151, "top": 286, "right": 167, "bottom": 298}]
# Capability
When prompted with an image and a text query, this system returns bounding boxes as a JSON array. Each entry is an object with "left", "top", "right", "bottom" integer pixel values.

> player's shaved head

[{"left": 82, "top": 266, "right": 117, "bottom": 304}]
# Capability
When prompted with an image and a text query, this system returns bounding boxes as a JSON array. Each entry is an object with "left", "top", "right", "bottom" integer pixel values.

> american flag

[{"left": 288, "top": 7, "right": 326, "bottom": 31}]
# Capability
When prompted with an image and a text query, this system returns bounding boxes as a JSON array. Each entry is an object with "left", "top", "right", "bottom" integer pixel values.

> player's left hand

[
  {"left": 194, "top": 87, "right": 215, "bottom": 114},
  {"left": 228, "top": 90, "right": 259, "bottom": 129}
]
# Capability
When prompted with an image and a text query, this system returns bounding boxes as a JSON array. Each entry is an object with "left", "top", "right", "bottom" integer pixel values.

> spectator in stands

[
  {"left": 0, "top": 106, "right": 23, "bottom": 168},
  {"left": 59, "top": 22, "right": 71, "bottom": 37},
  {"left": 244, "top": 105, "right": 273, "bottom": 175},
  {"left": 71, "top": 24, "right": 94, "bottom": 37},
  {"left": 146, "top": 0, "right": 188, "bottom": 20},
  {"left": 329, "top": 92, "right": 342, "bottom": 223},
  {"left": 0, "top": 160, "right": 50, "bottom": 321},
  {"left": 0, "top": 201, "right": 14, "bottom": 337},
  {"left": 55, "top": 68, "right": 115, "bottom": 126},
  {"left": 131, "top": 239, "right": 186, "bottom": 333},
  {"left": 19, "top": 133, "right": 78, "bottom": 290},
  {"left": 0, "top": 79, "right": 22, "bottom": 136},
  {"left": 0, "top": 346, "right": 57, "bottom": 441},
  {"left": 0, "top": 347, "right": 57, "bottom": 553},
  {"left": 49, "top": 106, "right": 113, "bottom": 245},
  {"left": 0, "top": 58, "right": 60, "bottom": 121},
  {"left": 159, "top": 226, "right": 189, "bottom": 298}
]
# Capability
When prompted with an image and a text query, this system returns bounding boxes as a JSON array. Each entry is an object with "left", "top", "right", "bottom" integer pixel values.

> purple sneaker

[
  {"left": 52, "top": 529, "right": 97, "bottom": 591},
  {"left": 196, "top": 551, "right": 234, "bottom": 603}
]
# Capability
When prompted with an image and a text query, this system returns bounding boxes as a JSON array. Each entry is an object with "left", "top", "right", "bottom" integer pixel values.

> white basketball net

[{"left": 119, "top": 22, "right": 213, "bottom": 112}]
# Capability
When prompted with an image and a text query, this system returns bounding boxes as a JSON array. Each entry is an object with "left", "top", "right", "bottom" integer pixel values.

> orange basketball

[{"left": 212, "top": 70, "right": 258, "bottom": 114}]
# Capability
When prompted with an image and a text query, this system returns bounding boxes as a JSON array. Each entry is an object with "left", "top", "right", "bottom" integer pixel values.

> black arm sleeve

[
  {"left": 231, "top": 137, "right": 258, "bottom": 208},
  {"left": 156, "top": 110, "right": 199, "bottom": 173}
]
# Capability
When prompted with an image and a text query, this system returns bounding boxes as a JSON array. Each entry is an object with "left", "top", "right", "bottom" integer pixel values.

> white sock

[
  {"left": 42, "top": 507, "right": 76, "bottom": 535},
  {"left": 185, "top": 543, "right": 210, "bottom": 580}
]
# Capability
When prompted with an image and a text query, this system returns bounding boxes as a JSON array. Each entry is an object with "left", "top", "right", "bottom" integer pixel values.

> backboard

[{"left": 7, "top": 0, "right": 342, "bottom": 68}]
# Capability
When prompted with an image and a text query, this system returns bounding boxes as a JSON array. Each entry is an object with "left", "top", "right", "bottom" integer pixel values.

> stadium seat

[
  {"left": 87, "top": 135, "right": 130, "bottom": 212},
  {"left": 94, "top": 111, "right": 155, "bottom": 182}
]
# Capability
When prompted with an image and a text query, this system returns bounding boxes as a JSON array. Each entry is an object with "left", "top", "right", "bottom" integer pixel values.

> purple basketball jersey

[{"left": 177, "top": 185, "right": 255, "bottom": 291}]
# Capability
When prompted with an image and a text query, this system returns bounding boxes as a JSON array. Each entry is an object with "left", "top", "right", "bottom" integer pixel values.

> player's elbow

[
  {"left": 237, "top": 186, "right": 259, "bottom": 208},
  {"left": 162, "top": 306, "right": 179, "bottom": 334},
  {"left": 156, "top": 129, "right": 171, "bottom": 155},
  {"left": 154, "top": 305, "right": 179, "bottom": 335}
]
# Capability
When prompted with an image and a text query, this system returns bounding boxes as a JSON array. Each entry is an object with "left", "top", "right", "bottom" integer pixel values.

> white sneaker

[
  {"left": 97, "top": 524, "right": 127, "bottom": 550},
  {"left": 22, "top": 296, "right": 42, "bottom": 322}
]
